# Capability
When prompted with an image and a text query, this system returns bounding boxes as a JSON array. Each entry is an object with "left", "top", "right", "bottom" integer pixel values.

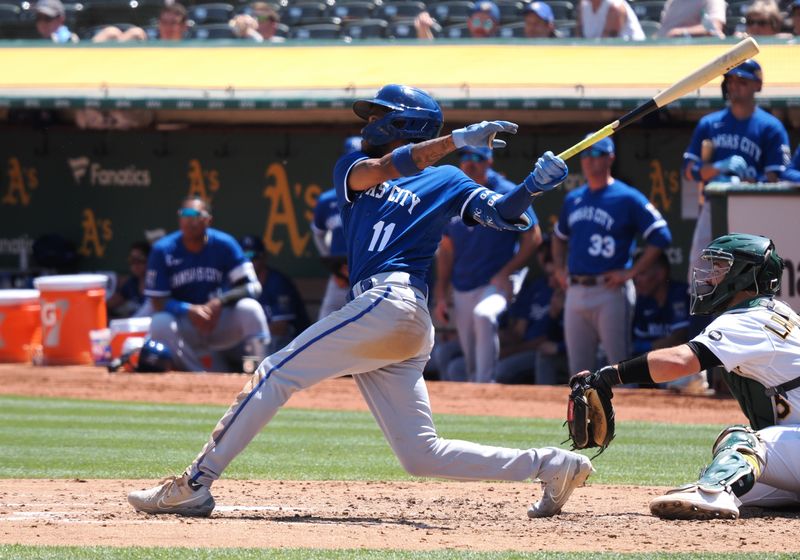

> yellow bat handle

[{"left": 557, "top": 122, "right": 619, "bottom": 162}]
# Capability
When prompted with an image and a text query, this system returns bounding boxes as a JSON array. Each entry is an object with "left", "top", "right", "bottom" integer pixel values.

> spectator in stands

[
  {"left": 523, "top": 1, "right": 558, "bottom": 38},
  {"left": 416, "top": 0, "right": 501, "bottom": 39},
  {"left": 239, "top": 235, "right": 310, "bottom": 353},
  {"left": 792, "top": 0, "right": 800, "bottom": 35},
  {"left": 229, "top": 14, "right": 263, "bottom": 41},
  {"left": 657, "top": 0, "right": 726, "bottom": 38},
  {"left": 433, "top": 146, "right": 542, "bottom": 383},
  {"left": 34, "top": 0, "right": 78, "bottom": 43},
  {"left": 496, "top": 237, "right": 567, "bottom": 385},
  {"left": 737, "top": 0, "right": 793, "bottom": 38},
  {"left": 108, "top": 241, "right": 152, "bottom": 319},
  {"left": 575, "top": 0, "right": 646, "bottom": 40},
  {"left": 157, "top": 3, "right": 190, "bottom": 40},
  {"left": 91, "top": 26, "right": 147, "bottom": 42},
  {"left": 249, "top": 3, "right": 286, "bottom": 42}
]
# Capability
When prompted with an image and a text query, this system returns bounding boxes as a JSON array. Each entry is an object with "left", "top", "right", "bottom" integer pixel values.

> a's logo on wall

[
  {"left": 2, "top": 157, "right": 39, "bottom": 206},
  {"left": 68, "top": 156, "right": 151, "bottom": 188},
  {"left": 79, "top": 208, "right": 113, "bottom": 258},
  {"left": 262, "top": 162, "right": 318, "bottom": 257},
  {"left": 187, "top": 159, "right": 220, "bottom": 202}
]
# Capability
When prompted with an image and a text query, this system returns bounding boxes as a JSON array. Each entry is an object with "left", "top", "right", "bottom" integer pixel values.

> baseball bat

[{"left": 557, "top": 38, "right": 760, "bottom": 161}]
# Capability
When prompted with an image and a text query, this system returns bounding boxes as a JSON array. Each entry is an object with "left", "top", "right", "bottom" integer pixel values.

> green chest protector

[{"left": 721, "top": 370, "right": 776, "bottom": 431}]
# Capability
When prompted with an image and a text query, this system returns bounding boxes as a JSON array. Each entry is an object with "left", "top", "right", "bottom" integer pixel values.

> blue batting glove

[
  {"left": 713, "top": 155, "right": 748, "bottom": 178},
  {"left": 523, "top": 151, "right": 568, "bottom": 193},
  {"left": 452, "top": 120, "right": 518, "bottom": 149}
]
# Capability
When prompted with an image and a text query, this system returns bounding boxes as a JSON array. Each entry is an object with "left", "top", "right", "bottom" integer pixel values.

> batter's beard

[{"left": 361, "top": 142, "right": 390, "bottom": 159}]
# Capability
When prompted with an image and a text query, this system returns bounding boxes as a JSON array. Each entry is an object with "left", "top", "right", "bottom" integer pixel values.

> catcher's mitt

[{"left": 566, "top": 367, "right": 616, "bottom": 454}]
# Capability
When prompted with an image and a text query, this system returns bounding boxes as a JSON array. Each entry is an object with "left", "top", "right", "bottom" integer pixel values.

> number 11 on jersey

[{"left": 369, "top": 221, "right": 396, "bottom": 252}]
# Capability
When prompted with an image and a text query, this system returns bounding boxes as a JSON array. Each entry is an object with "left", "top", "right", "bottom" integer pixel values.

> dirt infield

[{"left": 2, "top": 364, "right": 798, "bottom": 554}]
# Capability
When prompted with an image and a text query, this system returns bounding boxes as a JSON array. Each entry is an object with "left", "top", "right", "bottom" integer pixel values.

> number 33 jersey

[
  {"left": 694, "top": 297, "right": 800, "bottom": 426},
  {"left": 333, "top": 151, "right": 485, "bottom": 285}
]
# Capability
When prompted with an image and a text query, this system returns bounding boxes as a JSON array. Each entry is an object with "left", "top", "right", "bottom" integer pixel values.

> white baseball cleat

[
  {"left": 528, "top": 447, "right": 593, "bottom": 518},
  {"left": 128, "top": 475, "right": 215, "bottom": 517},
  {"left": 649, "top": 484, "right": 739, "bottom": 520}
]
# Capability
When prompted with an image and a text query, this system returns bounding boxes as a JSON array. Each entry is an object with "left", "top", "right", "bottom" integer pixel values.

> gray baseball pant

[{"left": 452, "top": 284, "right": 508, "bottom": 383}]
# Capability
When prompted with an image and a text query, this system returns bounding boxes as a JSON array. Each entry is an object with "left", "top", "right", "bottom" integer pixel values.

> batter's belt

[{"left": 348, "top": 271, "right": 429, "bottom": 302}]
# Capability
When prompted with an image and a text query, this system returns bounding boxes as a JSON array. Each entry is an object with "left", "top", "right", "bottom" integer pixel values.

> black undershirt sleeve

[{"left": 686, "top": 340, "right": 723, "bottom": 370}]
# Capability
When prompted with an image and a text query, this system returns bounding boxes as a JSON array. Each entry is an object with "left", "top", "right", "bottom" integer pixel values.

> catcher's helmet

[
  {"left": 722, "top": 59, "right": 763, "bottom": 99},
  {"left": 690, "top": 233, "right": 783, "bottom": 315},
  {"left": 136, "top": 338, "right": 174, "bottom": 373},
  {"left": 353, "top": 84, "right": 443, "bottom": 146}
]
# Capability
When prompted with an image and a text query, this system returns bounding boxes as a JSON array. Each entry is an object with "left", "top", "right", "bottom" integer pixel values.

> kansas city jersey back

[
  {"left": 333, "top": 151, "right": 482, "bottom": 285},
  {"left": 145, "top": 228, "right": 250, "bottom": 304},
  {"left": 684, "top": 107, "right": 790, "bottom": 180}
]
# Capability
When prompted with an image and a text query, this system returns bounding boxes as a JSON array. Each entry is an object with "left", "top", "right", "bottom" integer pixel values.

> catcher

[{"left": 568, "top": 233, "right": 800, "bottom": 520}]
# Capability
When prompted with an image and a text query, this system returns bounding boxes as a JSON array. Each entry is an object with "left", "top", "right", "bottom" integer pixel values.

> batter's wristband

[
  {"left": 391, "top": 144, "right": 421, "bottom": 177},
  {"left": 689, "top": 162, "right": 703, "bottom": 182},
  {"left": 616, "top": 353, "right": 653, "bottom": 385},
  {"left": 164, "top": 298, "right": 190, "bottom": 317}
]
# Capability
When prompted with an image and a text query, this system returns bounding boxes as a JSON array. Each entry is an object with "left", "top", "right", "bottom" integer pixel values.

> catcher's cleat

[
  {"left": 528, "top": 448, "right": 593, "bottom": 518},
  {"left": 649, "top": 484, "right": 739, "bottom": 520},
  {"left": 128, "top": 475, "right": 215, "bottom": 517}
]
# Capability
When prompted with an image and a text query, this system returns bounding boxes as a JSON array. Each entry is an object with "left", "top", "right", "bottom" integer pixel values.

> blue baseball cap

[
  {"left": 582, "top": 136, "right": 615, "bottom": 156},
  {"left": 343, "top": 136, "right": 362, "bottom": 155},
  {"left": 459, "top": 146, "right": 493, "bottom": 161},
  {"left": 523, "top": 1, "right": 554, "bottom": 24},
  {"left": 470, "top": 0, "right": 500, "bottom": 21},
  {"left": 724, "top": 59, "right": 763, "bottom": 83},
  {"left": 239, "top": 234, "right": 266, "bottom": 260}
]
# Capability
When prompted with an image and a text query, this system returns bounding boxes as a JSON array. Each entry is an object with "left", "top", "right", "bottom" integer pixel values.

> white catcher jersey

[{"left": 694, "top": 297, "right": 800, "bottom": 426}]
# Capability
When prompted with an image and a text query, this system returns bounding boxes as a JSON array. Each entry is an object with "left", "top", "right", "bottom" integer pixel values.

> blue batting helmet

[
  {"left": 353, "top": 84, "right": 444, "bottom": 146},
  {"left": 136, "top": 339, "right": 174, "bottom": 373}
]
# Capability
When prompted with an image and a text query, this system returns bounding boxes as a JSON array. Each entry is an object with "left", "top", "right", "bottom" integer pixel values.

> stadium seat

[
  {"left": 274, "top": 21, "right": 289, "bottom": 37},
  {"left": 630, "top": 0, "right": 664, "bottom": 23},
  {"left": 442, "top": 21, "right": 469, "bottom": 37},
  {"left": 0, "top": 3, "right": 20, "bottom": 21},
  {"left": 289, "top": 21, "right": 341, "bottom": 38},
  {"left": 343, "top": 16, "right": 387, "bottom": 37},
  {"left": 427, "top": 0, "right": 472, "bottom": 25},
  {"left": 329, "top": 0, "right": 376, "bottom": 20},
  {"left": 498, "top": 20, "right": 525, "bottom": 37},
  {"left": 75, "top": 1, "right": 161, "bottom": 30},
  {"left": 188, "top": 3, "right": 235, "bottom": 24},
  {"left": 554, "top": 19, "right": 575, "bottom": 36},
  {"left": 282, "top": 1, "right": 327, "bottom": 25},
  {"left": 495, "top": 0, "right": 523, "bottom": 24},
  {"left": 377, "top": 0, "right": 426, "bottom": 21},
  {"left": 387, "top": 16, "right": 427, "bottom": 37},
  {"left": 190, "top": 22, "right": 238, "bottom": 38},
  {"left": 726, "top": 0, "right": 750, "bottom": 20},
  {"left": 639, "top": 19, "right": 660, "bottom": 36},
  {"left": 544, "top": 0, "right": 573, "bottom": 21}
]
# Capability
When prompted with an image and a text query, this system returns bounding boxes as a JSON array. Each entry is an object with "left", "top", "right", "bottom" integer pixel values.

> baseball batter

[
  {"left": 311, "top": 136, "right": 362, "bottom": 319},
  {"left": 144, "top": 197, "right": 270, "bottom": 372},
  {"left": 552, "top": 136, "right": 672, "bottom": 374},
  {"left": 575, "top": 233, "right": 800, "bottom": 520},
  {"left": 129, "top": 84, "right": 592, "bottom": 519}
]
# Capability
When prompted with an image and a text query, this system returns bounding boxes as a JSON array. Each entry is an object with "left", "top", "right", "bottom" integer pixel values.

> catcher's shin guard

[{"left": 697, "top": 425, "right": 766, "bottom": 497}]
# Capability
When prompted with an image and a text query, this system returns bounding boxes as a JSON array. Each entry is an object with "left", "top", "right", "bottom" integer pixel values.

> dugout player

[
  {"left": 311, "top": 136, "right": 361, "bottom": 319},
  {"left": 573, "top": 233, "right": 800, "bottom": 520},
  {"left": 143, "top": 196, "right": 270, "bottom": 372},
  {"left": 433, "top": 146, "right": 542, "bottom": 383},
  {"left": 683, "top": 60, "right": 791, "bottom": 306},
  {"left": 552, "top": 136, "right": 672, "bottom": 375},
  {"left": 129, "top": 84, "right": 592, "bottom": 519}
]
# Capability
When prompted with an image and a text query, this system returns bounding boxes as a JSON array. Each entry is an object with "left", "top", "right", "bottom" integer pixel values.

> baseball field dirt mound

[{"left": 2, "top": 479, "right": 800, "bottom": 553}]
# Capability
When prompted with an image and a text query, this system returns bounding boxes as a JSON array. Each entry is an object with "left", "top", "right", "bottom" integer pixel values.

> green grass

[
  {"left": 0, "top": 395, "right": 718, "bottom": 486},
  {"left": 0, "top": 548, "right": 796, "bottom": 560}
]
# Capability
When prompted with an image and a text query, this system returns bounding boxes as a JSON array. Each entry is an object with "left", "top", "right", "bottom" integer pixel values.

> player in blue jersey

[
  {"left": 129, "top": 84, "right": 593, "bottom": 520},
  {"left": 783, "top": 145, "right": 800, "bottom": 183},
  {"left": 311, "top": 136, "right": 362, "bottom": 319},
  {"left": 433, "top": 145, "right": 541, "bottom": 383},
  {"left": 684, "top": 59, "right": 791, "bottom": 309},
  {"left": 552, "top": 136, "right": 672, "bottom": 375},
  {"left": 239, "top": 235, "right": 310, "bottom": 354},
  {"left": 144, "top": 196, "right": 270, "bottom": 372}
]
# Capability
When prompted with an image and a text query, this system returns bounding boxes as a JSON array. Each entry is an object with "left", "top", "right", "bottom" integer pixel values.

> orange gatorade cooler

[
  {"left": 109, "top": 317, "right": 152, "bottom": 359},
  {"left": 34, "top": 274, "right": 108, "bottom": 365},
  {"left": 0, "top": 289, "right": 41, "bottom": 362}
]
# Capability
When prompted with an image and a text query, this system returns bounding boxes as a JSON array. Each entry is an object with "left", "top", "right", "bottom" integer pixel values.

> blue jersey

[
  {"left": 445, "top": 169, "right": 539, "bottom": 292},
  {"left": 333, "top": 152, "right": 486, "bottom": 286},
  {"left": 684, "top": 107, "right": 791, "bottom": 181},
  {"left": 554, "top": 180, "right": 671, "bottom": 275},
  {"left": 258, "top": 267, "right": 311, "bottom": 333},
  {"left": 509, "top": 276, "right": 555, "bottom": 340},
  {"left": 145, "top": 228, "right": 251, "bottom": 304},
  {"left": 632, "top": 282, "right": 689, "bottom": 354},
  {"left": 118, "top": 275, "right": 145, "bottom": 306},
  {"left": 312, "top": 188, "right": 347, "bottom": 257},
  {"left": 784, "top": 146, "right": 800, "bottom": 183}
]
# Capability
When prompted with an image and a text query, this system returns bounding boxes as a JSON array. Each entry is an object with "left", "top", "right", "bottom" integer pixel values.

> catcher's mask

[{"left": 691, "top": 233, "right": 783, "bottom": 315}]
